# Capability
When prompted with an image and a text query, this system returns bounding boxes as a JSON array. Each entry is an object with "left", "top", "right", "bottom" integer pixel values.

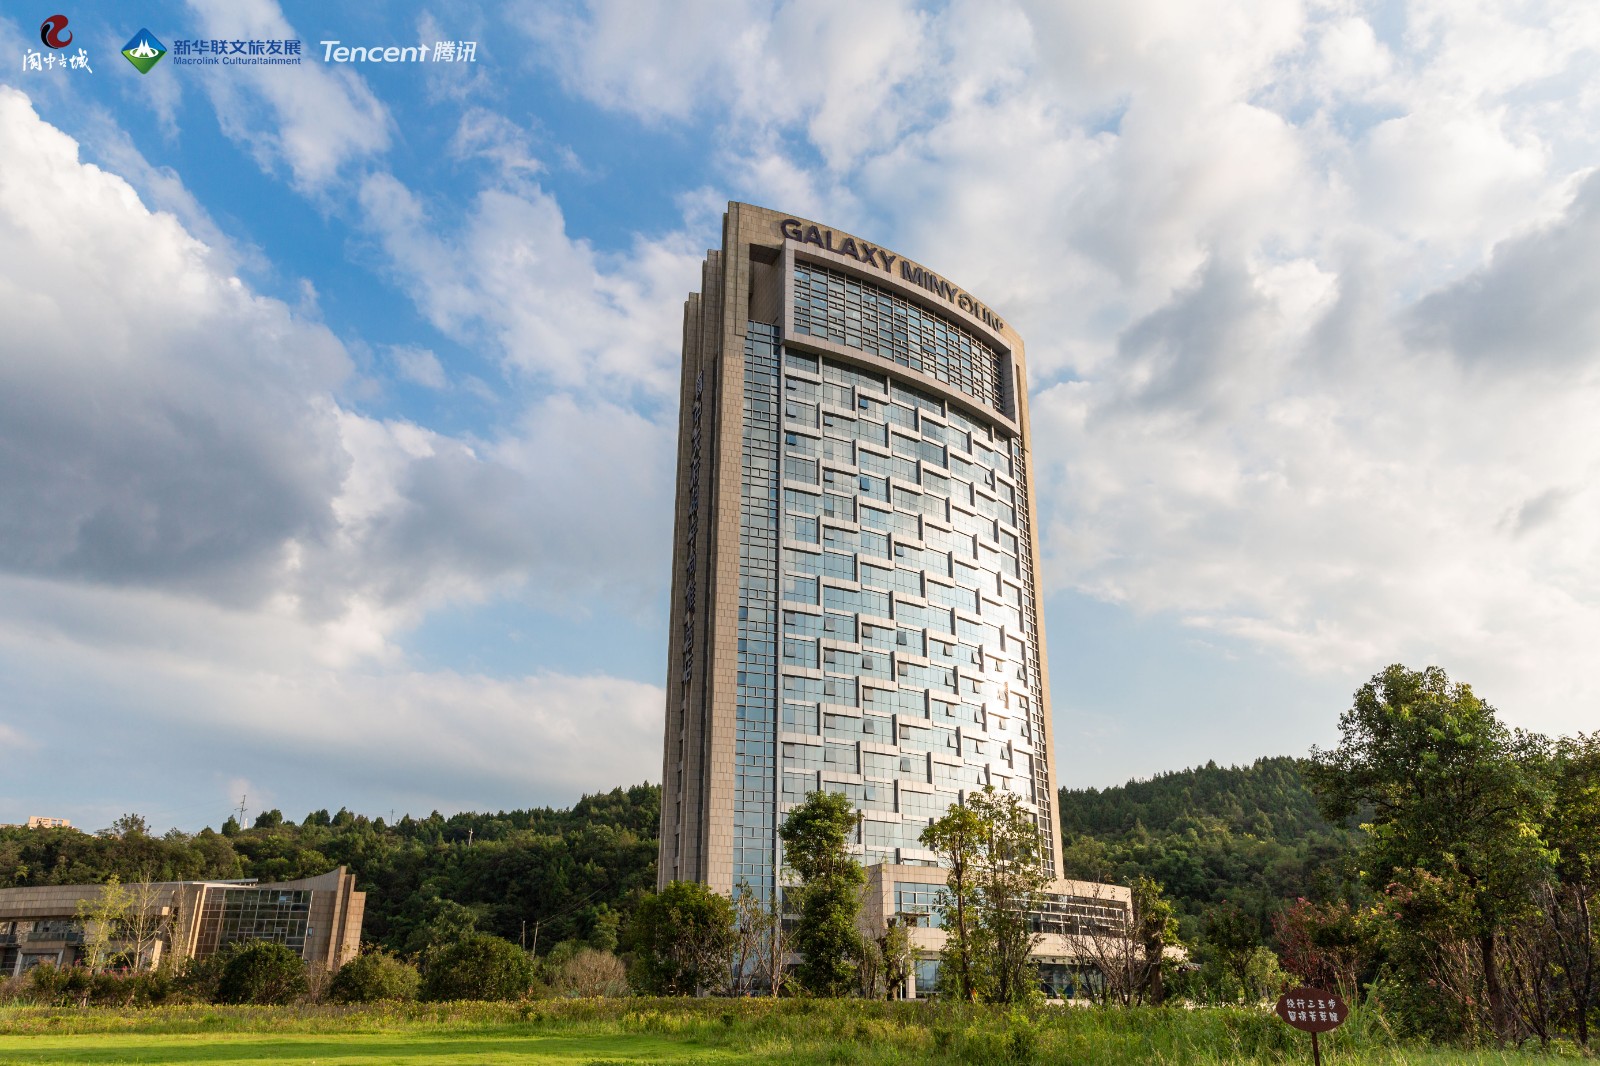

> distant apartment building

[
  {"left": 0, "top": 817, "right": 73, "bottom": 830},
  {"left": 0, "top": 867, "right": 364, "bottom": 977}
]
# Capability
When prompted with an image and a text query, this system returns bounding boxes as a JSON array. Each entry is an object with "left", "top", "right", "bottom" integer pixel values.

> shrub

[
  {"left": 20, "top": 962, "right": 93, "bottom": 1005},
  {"left": 214, "top": 941, "right": 309, "bottom": 1005},
  {"left": 9, "top": 963, "right": 182, "bottom": 1007},
  {"left": 176, "top": 947, "right": 232, "bottom": 1003},
  {"left": 552, "top": 948, "right": 629, "bottom": 998},
  {"left": 628, "top": 881, "right": 734, "bottom": 995},
  {"left": 124, "top": 968, "right": 178, "bottom": 1006},
  {"left": 422, "top": 933, "right": 536, "bottom": 1002},
  {"left": 539, "top": 938, "right": 582, "bottom": 978},
  {"left": 329, "top": 949, "right": 421, "bottom": 1003},
  {"left": 22, "top": 962, "right": 69, "bottom": 1004},
  {"left": 88, "top": 971, "right": 130, "bottom": 1006}
]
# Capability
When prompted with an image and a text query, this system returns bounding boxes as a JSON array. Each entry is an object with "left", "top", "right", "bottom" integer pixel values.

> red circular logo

[{"left": 40, "top": 14, "right": 73, "bottom": 49}]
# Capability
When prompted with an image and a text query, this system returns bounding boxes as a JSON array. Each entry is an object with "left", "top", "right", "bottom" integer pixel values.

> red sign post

[{"left": 1274, "top": 986, "right": 1349, "bottom": 1065}]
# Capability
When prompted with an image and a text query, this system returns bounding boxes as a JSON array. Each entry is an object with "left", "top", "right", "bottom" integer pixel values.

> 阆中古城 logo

[
  {"left": 22, "top": 13, "right": 92, "bottom": 73},
  {"left": 39, "top": 14, "right": 72, "bottom": 49},
  {"left": 121, "top": 28, "right": 166, "bottom": 73}
]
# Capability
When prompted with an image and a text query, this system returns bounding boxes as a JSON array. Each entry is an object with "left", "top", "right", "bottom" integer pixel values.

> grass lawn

[
  {"left": 0, "top": 1029, "right": 738, "bottom": 1065},
  {"left": 0, "top": 1001, "right": 1587, "bottom": 1065}
]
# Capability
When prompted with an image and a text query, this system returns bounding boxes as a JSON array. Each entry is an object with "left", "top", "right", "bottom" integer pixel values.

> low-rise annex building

[
  {"left": 862, "top": 864, "right": 1133, "bottom": 998},
  {"left": 0, "top": 867, "right": 364, "bottom": 977}
]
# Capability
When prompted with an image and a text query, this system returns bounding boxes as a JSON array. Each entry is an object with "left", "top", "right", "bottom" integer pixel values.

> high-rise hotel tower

[{"left": 660, "top": 203, "right": 1065, "bottom": 899}]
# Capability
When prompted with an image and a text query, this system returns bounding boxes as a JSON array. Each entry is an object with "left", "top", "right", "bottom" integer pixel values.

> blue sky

[{"left": 2, "top": 0, "right": 1598, "bottom": 832}]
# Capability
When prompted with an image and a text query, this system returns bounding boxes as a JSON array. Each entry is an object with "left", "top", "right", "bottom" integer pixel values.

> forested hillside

[
  {"left": 1057, "top": 757, "right": 1361, "bottom": 936},
  {"left": 0, "top": 784, "right": 660, "bottom": 957},
  {"left": 2, "top": 761, "right": 1362, "bottom": 954},
  {"left": 6, "top": 674, "right": 1590, "bottom": 1045}
]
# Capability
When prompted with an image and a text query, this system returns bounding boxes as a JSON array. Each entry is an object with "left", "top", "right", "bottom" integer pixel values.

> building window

[
  {"left": 792, "top": 264, "right": 1006, "bottom": 414},
  {"left": 894, "top": 882, "right": 945, "bottom": 928}
]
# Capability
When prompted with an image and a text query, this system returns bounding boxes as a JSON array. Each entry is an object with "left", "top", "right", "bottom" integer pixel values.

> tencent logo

[{"left": 121, "top": 28, "right": 166, "bottom": 73}]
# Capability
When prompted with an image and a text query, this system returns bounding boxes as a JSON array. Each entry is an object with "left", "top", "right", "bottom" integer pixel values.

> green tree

[
  {"left": 1060, "top": 834, "right": 1113, "bottom": 883},
  {"left": 1271, "top": 897, "right": 1369, "bottom": 997},
  {"left": 1541, "top": 732, "right": 1600, "bottom": 1047},
  {"left": 106, "top": 814, "right": 150, "bottom": 838},
  {"left": 921, "top": 799, "right": 985, "bottom": 1001},
  {"left": 1306, "top": 664, "right": 1552, "bottom": 1042},
  {"left": 421, "top": 933, "right": 536, "bottom": 1001},
  {"left": 214, "top": 941, "right": 308, "bottom": 1004},
  {"left": 923, "top": 789, "right": 1049, "bottom": 1004},
  {"left": 1241, "top": 945, "right": 1289, "bottom": 1002},
  {"left": 402, "top": 898, "right": 480, "bottom": 956},
  {"left": 1203, "top": 902, "right": 1263, "bottom": 1003},
  {"left": 328, "top": 949, "right": 420, "bottom": 1002},
  {"left": 968, "top": 787, "right": 1048, "bottom": 1004},
  {"left": 627, "top": 880, "right": 734, "bottom": 995},
  {"left": 1130, "top": 876, "right": 1181, "bottom": 1004},
  {"left": 855, "top": 934, "right": 885, "bottom": 998},
  {"left": 75, "top": 875, "right": 130, "bottom": 973},
  {"left": 779, "top": 790, "right": 864, "bottom": 997},
  {"left": 584, "top": 904, "right": 621, "bottom": 953},
  {"left": 879, "top": 919, "right": 913, "bottom": 1000}
]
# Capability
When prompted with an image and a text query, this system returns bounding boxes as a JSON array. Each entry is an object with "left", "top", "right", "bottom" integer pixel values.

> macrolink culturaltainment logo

[
  {"left": 121, "top": 28, "right": 166, "bottom": 73},
  {"left": 39, "top": 14, "right": 72, "bottom": 49}
]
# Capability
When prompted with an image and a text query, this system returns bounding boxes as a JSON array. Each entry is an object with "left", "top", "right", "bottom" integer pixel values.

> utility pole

[{"left": 236, "top": 795, "right": 248, "bottom": 825}]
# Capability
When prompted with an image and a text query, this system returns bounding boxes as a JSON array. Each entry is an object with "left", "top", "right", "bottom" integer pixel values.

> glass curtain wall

[
  {"left": 773, "top": 265, "right": 1052, "bottom": 877},
  {"left": 194, "top": 888, "right": 311, "bottom": 956},
  {"left": 732, "top": 323, "right": 781, "bottom": 898}
]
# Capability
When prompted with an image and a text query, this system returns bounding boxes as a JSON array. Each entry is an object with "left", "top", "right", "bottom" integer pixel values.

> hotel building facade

[{"left": 659, "top": 204, "right": 1126, "bottom": 993}]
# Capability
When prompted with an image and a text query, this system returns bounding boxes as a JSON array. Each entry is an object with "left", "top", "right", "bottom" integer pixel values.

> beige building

[
  {"left": 659, "top": 203, "right": 1128, "bottom": 992},
  {"left": 862, "top": 864, "right": 1132, "bottom": 998},
  {"left": 26, "top": 817, "right": 71, "bottom": 830},
  {"left": 0, "top": 867, "right": 364, "bottom": 977}
]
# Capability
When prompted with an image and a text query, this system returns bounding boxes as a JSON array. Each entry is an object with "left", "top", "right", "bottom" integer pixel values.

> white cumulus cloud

[{"left": 0, "top": 88, "right": 667, "bottom": 815}]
